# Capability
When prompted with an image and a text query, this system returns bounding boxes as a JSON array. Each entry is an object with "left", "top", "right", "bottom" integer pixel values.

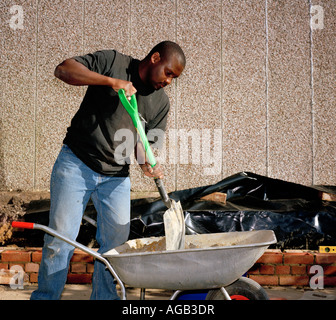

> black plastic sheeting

[{"left": 129, "top": 172, "right": 336, "bottom": 250}]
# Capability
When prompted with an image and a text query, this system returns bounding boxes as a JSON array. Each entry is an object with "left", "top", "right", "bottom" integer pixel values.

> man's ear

[{"left": 151, "top": 52, "right": 161, "bottom": 64}]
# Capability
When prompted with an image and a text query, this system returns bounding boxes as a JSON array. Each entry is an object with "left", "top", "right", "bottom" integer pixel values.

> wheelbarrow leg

[
  {"left": 220, "top": 287, "right": 232, "bottom": 300},
  {"left": 140, "top": 288, "right": 146, "bottom": 300},
  {"left": 170, "top": 290, "right": 182, "bottom": 300}
]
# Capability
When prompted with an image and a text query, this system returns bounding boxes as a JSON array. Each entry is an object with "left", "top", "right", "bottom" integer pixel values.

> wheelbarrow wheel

[{"left": 205, "top": 277, "right": 269, "bottom": 300}]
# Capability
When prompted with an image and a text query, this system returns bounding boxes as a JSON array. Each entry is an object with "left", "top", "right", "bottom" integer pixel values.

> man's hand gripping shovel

[{"left": 118, "top": 89, "right": 185, "bottom": 250}]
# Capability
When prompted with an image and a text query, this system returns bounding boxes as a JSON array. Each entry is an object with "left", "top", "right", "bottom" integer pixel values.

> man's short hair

[{"left": 147, "top": 41, "right": 186, "bottom": 67}]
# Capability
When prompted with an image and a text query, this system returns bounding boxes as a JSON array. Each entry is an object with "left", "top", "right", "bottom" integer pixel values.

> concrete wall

[{"left": 0, "top": 0, "right": 335, "bottom": 192}]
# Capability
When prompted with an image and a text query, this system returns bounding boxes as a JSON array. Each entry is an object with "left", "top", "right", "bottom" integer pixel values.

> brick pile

[
  {"left": 0, "top": 248, "right": 95, "bottom": 285},
  {"left": 247, "top": 249, "right": 336, "bottom": 287}
]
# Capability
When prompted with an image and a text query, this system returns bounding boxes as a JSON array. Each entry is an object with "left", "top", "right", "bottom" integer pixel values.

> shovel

[{"left": 118, "top": 89, "right": 185, "bottom": 250}]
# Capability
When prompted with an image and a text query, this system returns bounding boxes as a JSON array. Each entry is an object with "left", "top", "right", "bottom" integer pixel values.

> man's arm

[{"left": 54, "top": 58, "right": 136, "bottom": 96}]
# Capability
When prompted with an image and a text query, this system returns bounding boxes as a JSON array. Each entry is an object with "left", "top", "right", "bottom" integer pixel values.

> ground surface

[{"left": 0, "top": 284, "right": 335, "bottom": 300}]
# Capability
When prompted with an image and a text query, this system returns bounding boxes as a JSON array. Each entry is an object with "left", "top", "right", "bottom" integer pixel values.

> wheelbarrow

[{"left": 12, "top": 221, "right": 276, "bottom": 300}]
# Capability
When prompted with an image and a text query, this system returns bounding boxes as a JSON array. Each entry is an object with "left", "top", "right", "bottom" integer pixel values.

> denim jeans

[{"left": 31, "top": 145, "right": 130, "bottom": 300}]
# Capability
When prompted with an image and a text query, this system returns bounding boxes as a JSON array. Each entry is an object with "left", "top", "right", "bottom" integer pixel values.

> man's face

[{"left": 148, "top": 52, "right": 184, "bottom": 90}]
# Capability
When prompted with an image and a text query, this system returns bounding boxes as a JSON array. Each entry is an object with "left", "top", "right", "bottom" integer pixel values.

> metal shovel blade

[{"left": 163, "top": 200, "right": 185, "bottom": 250}]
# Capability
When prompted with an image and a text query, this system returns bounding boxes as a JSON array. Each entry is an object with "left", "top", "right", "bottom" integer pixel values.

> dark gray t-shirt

[{"left": 63, "top": 50, "right": 170, "bottom": 176}]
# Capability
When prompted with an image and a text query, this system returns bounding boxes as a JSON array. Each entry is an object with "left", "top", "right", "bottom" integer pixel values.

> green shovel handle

[
  {"left": 118, "top": 89, "right": 172, "bottom": 208},
  {"left": 118, "top": 89, "right": 157, "bottom": 167}
]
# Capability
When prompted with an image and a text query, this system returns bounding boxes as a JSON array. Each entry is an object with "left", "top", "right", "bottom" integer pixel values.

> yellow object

[{"left": 319, "top": 246, "right": 336, "bottom": 253}]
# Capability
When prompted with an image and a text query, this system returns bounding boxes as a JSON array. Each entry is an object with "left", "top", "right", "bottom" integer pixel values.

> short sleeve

[{"left": 72, "top": 50, "right": 116, "bottom": 76}]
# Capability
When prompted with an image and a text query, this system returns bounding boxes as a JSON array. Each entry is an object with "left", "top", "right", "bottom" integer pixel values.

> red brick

[
  {"left": 31, "top": 250, "right": 43, "bottom": 262},
  {"left": 315, "top": 253, "right": 336, "bottom": 265},
  {"left": 0, "top": 263, "right": 9, "bottom": 270},
  {"left": 284, "top": 252, "right": 314, "bottom": 264},
  {"left": 279, "top": 275, "right": 309, "bottom": 286},
  {"left": 276, "top": 265, "right": 290, "bottom": 275},
  {"left": 1, "top": 250, "right": 31, "bottom": 262},
  {"left": 25, "top": 263, "right": 40, "bottom": 273},
  {"left": 66, "top": 273, "right": 92, "bottom": 284},
  {"left": 323, "top": 266, "right": 336, "bottom": 276},
  {"left": 324, "top": 277, "right": 336, "bottom": 286},
  {"left": 256, "top": 252, "right": 283, "bottom": 264},
  {"left": 29, "top": 273, "right": 39, "bottom": 283},
  {"left": 291, "top": 265, "right": 307, "bottom": 275},
  {"left": 71, "top": 251, "right": 94, "bottom": 263},
  {"left": 9, "top": 263, "right": 24, "bottom": 270},
  {"left": 71, "top": 263, "right": 86, "bottom": 273},
  {"left": 248, "top": 275, "right": 278, "bottom": 286},
  {"left": 87, "top": 263, "right": 94, "bottom": 273},
  {"left": 247, "top": 264, "right": 259, "bottom": 274},
  {"left": 259, "top": 265, "right": 274, "bottom": 275},
  {"left": 0, "top": 270, "right": 12, "bottom": 284}
]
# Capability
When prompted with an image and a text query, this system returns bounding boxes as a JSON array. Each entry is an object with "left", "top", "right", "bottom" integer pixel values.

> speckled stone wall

[
  {"left": 0, "top": 0, "right": 335, "bottom": 192},
  {"left": 267, "top": 0, "right": 313, "bottom": 184},
  {"left": 312, "top": 0, "right": 336, "bottom": 185}
]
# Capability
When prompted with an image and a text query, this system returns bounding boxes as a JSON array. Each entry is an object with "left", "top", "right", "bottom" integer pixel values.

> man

[{"left": 31, "top": 41, "right": 186, "bottom": 300}]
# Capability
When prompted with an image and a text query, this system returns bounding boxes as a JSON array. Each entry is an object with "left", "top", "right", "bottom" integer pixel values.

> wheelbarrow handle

[
  {"left": 11, "top": 221, "right": 127, "bottom": 300},
  {"left": 11, "top": 221, "right": 102, "bottom": 260},
  {"left": 12, "top": 221, "right": 35, "bottom": 229}
]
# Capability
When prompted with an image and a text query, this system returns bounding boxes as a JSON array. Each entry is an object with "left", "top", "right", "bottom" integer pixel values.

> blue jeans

[{"left": 31, "top": 145, "right": 130, "bottom": 300}]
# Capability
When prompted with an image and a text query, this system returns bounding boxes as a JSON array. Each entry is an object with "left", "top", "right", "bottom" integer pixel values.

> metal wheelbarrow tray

[{"left": 103, "top": 230, "right": 276, "bottom": 290}]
